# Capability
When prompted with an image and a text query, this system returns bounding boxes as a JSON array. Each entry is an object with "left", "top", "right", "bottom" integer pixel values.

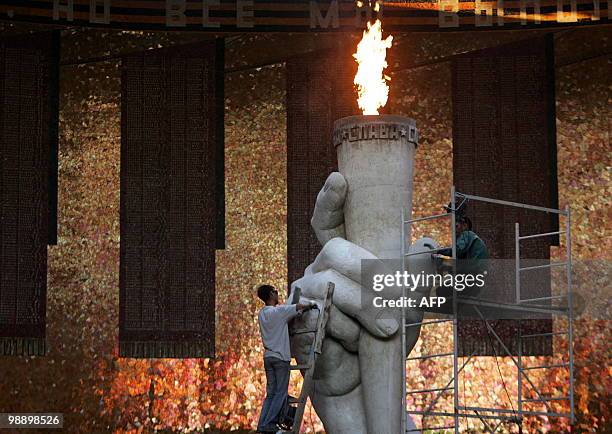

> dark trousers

[{"left": 257, "top": 357, "right": 290, "bottom": 432}]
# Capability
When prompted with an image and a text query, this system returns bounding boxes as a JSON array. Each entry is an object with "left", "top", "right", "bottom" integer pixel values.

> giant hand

[{"left": 288, "top": 172, "right": 439, "bottom": 434}]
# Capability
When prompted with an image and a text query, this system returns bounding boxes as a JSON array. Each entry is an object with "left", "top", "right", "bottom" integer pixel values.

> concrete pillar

[{"left": 333, "top": 114, "right": 418, "bottom": 434}]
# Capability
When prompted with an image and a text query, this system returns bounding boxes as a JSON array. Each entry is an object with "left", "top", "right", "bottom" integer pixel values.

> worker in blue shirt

[
  {"left": 437, "top": 215, "right": 489, "bottom": 261},
  {"left": 434, "top": 215, "right": 489, "bottom": 299}
]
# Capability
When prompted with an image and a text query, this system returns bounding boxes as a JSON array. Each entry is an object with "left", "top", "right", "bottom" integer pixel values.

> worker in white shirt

[{"left": 256, "top": 284, "right": 315, "bottom": 434}]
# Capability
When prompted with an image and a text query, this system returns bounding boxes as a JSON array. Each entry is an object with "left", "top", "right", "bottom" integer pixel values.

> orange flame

[{"left": 353, "top": 15, "right": 393, "bottom": 115}]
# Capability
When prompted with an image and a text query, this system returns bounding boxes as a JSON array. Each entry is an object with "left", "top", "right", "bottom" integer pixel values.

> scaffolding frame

[{"left": 400, "top": 187, "right": 574, "bottom": 433}]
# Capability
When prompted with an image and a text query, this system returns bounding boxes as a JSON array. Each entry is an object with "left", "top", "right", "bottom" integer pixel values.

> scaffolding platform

[{"left": 400, "top": 188, "right": 575, "bottom": 433}]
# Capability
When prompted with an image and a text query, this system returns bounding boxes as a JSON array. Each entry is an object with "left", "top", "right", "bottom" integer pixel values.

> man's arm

[
  {"left": 436, "top": 247, "right": 452, "bottom": 257},
  {"left": 435, "top": 232, "right": 472, "bottom": 258},
  {"left": 273, "top": 303, "right": 316, "bottom": 323},
  {"left": 296, "top": 302, "right": 316, "bottom": 312}
]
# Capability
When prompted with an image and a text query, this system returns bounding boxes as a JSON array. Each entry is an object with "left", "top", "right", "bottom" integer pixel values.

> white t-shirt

[{"left": 258, "top": 304, "right": 300, "bottom": 361}]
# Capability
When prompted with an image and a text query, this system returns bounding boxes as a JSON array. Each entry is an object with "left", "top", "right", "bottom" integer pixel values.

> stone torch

[{"left": 333, "top": 114, "right": 418, "bottom": 433}]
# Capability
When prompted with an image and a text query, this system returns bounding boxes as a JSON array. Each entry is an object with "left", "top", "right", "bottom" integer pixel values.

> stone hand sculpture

[{"left": 288, "top": 172, "right": 439, "bottom": 434}]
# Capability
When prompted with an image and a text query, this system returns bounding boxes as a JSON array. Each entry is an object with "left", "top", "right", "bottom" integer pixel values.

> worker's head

[
  {"left": 456, "top": 215, "right": 472, "bottom": 235},
  {"left": 257, "top": 284, "right": 278, "bottom": 306}
]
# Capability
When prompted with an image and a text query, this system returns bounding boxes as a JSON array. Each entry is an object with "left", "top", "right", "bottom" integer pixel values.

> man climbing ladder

[{"left": 255, "top": 284, "right": 317, "bottom": 434}]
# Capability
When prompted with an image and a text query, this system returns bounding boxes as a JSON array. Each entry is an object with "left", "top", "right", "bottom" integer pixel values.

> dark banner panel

[
  {"left": 0, "top": 0, "right": 607, "bottom": 32},
  {"left": 120, "top": 39, "right": 223, "bottom": 358},
  {"left": 286, "top": 44, "right": 358, "bottom": 288},
  {"left": 0, "top": 31, "right": 60, "bottom": 356},
  {"left": 452, "top": 35, "right": 558, "bottom": 356}
]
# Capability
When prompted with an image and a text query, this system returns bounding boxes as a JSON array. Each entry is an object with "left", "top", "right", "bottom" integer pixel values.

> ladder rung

[
  {"left": 407, "top": 352, "right": 453, "bottom": 361},
  {"left": 521, "top": 331, "right": 567, "bottom": 338},
  {"left": 406, "top": 386, "right": 453, "bottom": 394},
  {"left": 524, "top": 396, "right": 570, "bottom": 402},
  {"left": 408, "top": 426, "right": 455, "bottom": 433},
  {"left": 290, "top": 327, "right": 316, "bottom": 335},
  {"left": 289, "top": 364, "right": 311, "bottom": 370},
  {"left": 522, "top": 363, "right": 569, "bottom": 371},
  {"left": 406, "top": 318, "right": 454, "bottom": 328}
]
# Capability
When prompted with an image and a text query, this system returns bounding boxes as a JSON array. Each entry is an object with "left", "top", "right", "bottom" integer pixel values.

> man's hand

[{"left": 296, "top": 302, "right": 317, "bottom": 312}]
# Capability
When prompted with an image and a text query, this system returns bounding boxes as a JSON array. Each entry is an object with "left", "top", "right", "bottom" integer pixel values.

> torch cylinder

[{"left": 333, "top": 114, "right": 418, "bottom": 259}]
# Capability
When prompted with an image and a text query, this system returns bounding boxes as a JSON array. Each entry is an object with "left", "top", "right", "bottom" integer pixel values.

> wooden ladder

[{"left": 288, "top": 282, "right": 334, "bottom": 434}]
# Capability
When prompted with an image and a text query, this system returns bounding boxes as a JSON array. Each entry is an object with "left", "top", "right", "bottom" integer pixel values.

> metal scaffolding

[{"left": 400, "top": 187, "right": 575, "bottom": 433}]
